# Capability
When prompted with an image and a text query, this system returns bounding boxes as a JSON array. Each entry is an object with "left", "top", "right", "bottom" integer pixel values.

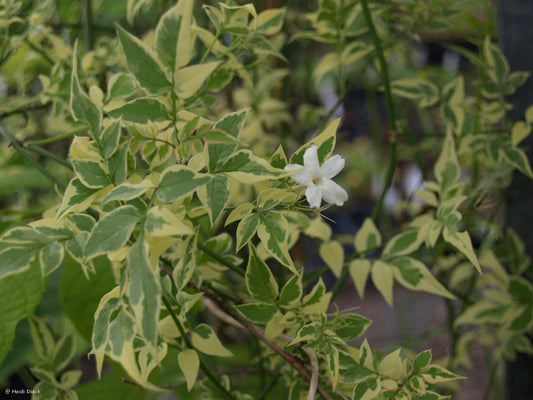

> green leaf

[
  {"left": 108, "top": 307, "right": 136, "bottom": 357},
  {"left": 302, "top": 278, "right": 331, "bottom": 314},
  {"left": 257, "top": 212, "right": 295, "bottom": 272},
  {"left": 100, "top": 119, "right": 122, "bottom": 159},
  {"left": 191, "top": 324, "right": 232, "bottom": 357},
  {"left": 246, "top": 246, "right": 279, "bottom": 303},
  {"left": 289, "top": 118, "right": 339, "bottom": 164},
  {"left": 116, "top": 25, "right": 170, "bottom": 95},
  {"left": 319, "top": 240, "right": 344, "bottom": 278},
  {"left": 145, "top": 206, "right": 193, "bottom": 237},
  {"left": 71, "top": 160, "right": 111, "bottom": 189},
  {"left": 382, "top": 230, "right": 423, "bottom": 259},
  {"left": 511, "top": 121, "right": 531, "bottom": 146},
  {"left": 0, "top": 246, "right": 37, "bottom": 279},
  {"left": 333, "top": 314, "right": 371, "bottom": 341},
  {"left": 290, "top": 322, "right": 322, "bottom": 344},
  {"left": 52, "top": 334, "right": 76, "bottom": 374},
  {"left": 349, "top": 259, "right": 372, "bottom": 299},
  {"left": 508, "top": 277, "right": 533, "bottom": 303},
  {"left": 0, "top": 226, "right": 48, "bottom": 245},
  {"left": 70, "top": 42, "right": 102, "bottom": 136},
  {"left": 101, "top": 180, "right": 154, "bottom": 206},
  {"left": 325, "top": 343, "right": 340, "bottom": 389},
  {"left": 483, "top": 36, "right": 510, "bottom": 83},
  {"left": 198, "top": 174, "right": 230, "bottom": 225},
  {"left": 172, "top": 233, "right": 197, "bottom": 291},
  {"left": 92, "top": 287, "right": 121, "bottom": 376},
  {"left": 60, "top": 255, "right": 116, "bottom": 342},
  {"left": 178, "top": 349, "right": 199, "bottom": 392},
  {"left": 413, "top": 350, "right": 432, "bottom": 373},
  {"left": 371, "top": 261, "right": 394, "bottom": 307},
  {"left": 354, "top": 218, "right": 381, "bottom": 253},
  {"left": 0, "top": 259, "right": 45, "bottom": 365},
  {"left": 391, "top": 78, "right": 439, "bottom": 108},
  {"left": 422, "top": 364, "right": 463, "bottom": 384},
  {"left": 234, "top": 302, "right": 278, "bottom": 324},
  {"left": 128, "top": 239, "right": 161, "bottom": 349},
  {"left": 39, "top": 241, "right": 65, "bottom": 276},
  {"left": 207, "top": 109, "right": 248, "bottom": 172},
  {"left": 157, "top": 165, "right": 211, "bottom": 203},
  {"left": 107, "top": 97, "right": 168, "bottom": 124},
  {"left": 106, "top": 73, "right": 137, "bottom": 101},
  {"left": 390, "top": 257, "right": 455, "bottom": 299},
  {"left": 76, "top": 369, "right": 144, "bottom": 400},
  {"left": 236, "top": 212, "right": 260, "bottom": 252},
  {"left": 154, "top": 0, "right": 194, "bottom": 71},
  {"left": 442, "top": 228, "right": 481, "bottom": 274},
  {"left": 279, "top": 272, "right": 302, "bottom": 307},
  {"left": 501, "top": 146, "right": 533, "bottom": 179},
  {"left": 353, "top": 377, "right": 382, "bottom": 400},
  {"left": 174, "top": 62, "right": 221, "bottom": 99},
  {"left": 220, "top": 150, "right": 287, "bottom": 183},
  {"left": 225, "top": 203, "right": 254, "bottom": 226},
  {"left": 28, "top": 316, "right": 55, "bottom": 360},
  {"left": 84, "top": 205, "right": 142, "bottom": 259},
  {"left": 107, "top": 143, "right": 130, "bottom": 185},
  {"left": 257, "top": 7, "right": 286, "bottom": 35},
  {"left": 434, "top": 131, "right": 460, "bottom": 190},
  {"left": 248, "top": 35, "right": 287, "bottom": 61}
]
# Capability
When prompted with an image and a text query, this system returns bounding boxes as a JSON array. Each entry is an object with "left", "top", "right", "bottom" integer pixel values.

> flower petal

[
  {"left": 303, "top": 145, "right": 320, "bottom": 173},
  {"left": 320, "top": 155, "right": 345, "bottom": 179},
  {"left": 286, "top": 163, "right": 313, "bottom": 186},
  {"left": 305, "top": 185, "right": 322, "bottom": 208},
  {"left": 320, "top": 179, "right": 348, "bottom": 206}
]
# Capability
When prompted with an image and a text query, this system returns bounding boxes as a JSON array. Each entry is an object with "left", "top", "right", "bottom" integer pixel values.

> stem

[
  {"left": 161, "top": 295, "right": 238, "bottom": 400},
  {"left": 82, "top": 0, "right": 93, "bottom": 51},
  {"left": 0, "top": 125, "right": 65, "bottom": 191},
  {"left": 197, "top": 241, "right": 245, "bottom": 277},
  {"left": 25, "top": 145, "right": 73, "bottom": 170},
  {"left": 1, "top": 101, "right": 50, "bottom": 120},
  {"left": 24, "top": 37, "right": 54, "bottom": 65},
  {"left": 195, "top": 284, "right": 334, "bottom": 400},
  {"left": 360, "top": 0, "right": 398, "bottom": 222},
  {"left": 26, "top": 126, "right": 88, "bottom": 146}
]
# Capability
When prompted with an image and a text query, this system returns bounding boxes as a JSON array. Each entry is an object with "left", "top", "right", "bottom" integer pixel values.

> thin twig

[
  {"left": 161, "top": 294, "right": 238, "bottom": 400},
  {"left": 197, "top": 241, "right": 245, "bottom": 277},
  {"left": 0, "top": 124, "right": 65, "bottom": 191},
  {"left": 195, "top": 283, "right": 335, "bottom": 400},
  {"left": 360, "top": 0, "right": 398, "bottom": 223}
]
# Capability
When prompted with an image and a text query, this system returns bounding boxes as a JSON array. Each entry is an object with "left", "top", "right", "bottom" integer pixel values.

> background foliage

[{"left": 1, "top": 0, "right": 533, "bottom": 399}]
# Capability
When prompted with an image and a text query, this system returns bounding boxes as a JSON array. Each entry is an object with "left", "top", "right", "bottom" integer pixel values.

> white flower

[{"left": 285, "top": 145, "right": 348, "bottom": 208}]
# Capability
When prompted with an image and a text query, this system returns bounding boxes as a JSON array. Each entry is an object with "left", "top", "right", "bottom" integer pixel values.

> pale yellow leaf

[{"left": 178, "top": 349, "right": 200, "bottom": 391}]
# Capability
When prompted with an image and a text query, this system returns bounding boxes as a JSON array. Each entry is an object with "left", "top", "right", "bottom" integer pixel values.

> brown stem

[{"left": 190, "top": 283, "right": 334, "bottom": 400}]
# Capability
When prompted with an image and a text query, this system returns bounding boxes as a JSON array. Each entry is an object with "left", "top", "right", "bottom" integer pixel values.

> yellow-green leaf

[
  {"left": 174, "top": 61, "right": 221, "bottom": 99},
  {"left": 145, "top": 206, "right": 194, "bottom": 237},
  {"left": 354, "top": 218, "right": 381, "bottom": 253},
  {"left": 382, "top": 230, "right": 423, "bottom": 259},
  {"left": 116, "top": 25, "right": 170, "bottom": 95},
  {"left": 378, "top": 348, "right": 403, "bottom": 380},
  {"left": 154, "top": 0, "right": 194, "bottom": 70},
  {"left": 349, "top": 259, "right": 372, "bottom": 299},
  {"left": 371, "top": 261, "right": 394, "bottom": 307},
  {"left": 511, "top": 121, "right": 531, "bottom": 146},
  {"left": 257, "top": 211, "right": 295, "bottom": 272},
  {"left": 319, "top": 240, "right": 344, "bottom": 277},
  {"left": 191, "top": 324, "right": 233, "bottom": 357},
  {"left": 391, "top": 257, "right": 455, "bottom": 299},
  {"left": 178, "top": 349, "right": 199, "bottom": 392},
  {"left": 442, "top": 228, "right": 481, "bottom": 274}
]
